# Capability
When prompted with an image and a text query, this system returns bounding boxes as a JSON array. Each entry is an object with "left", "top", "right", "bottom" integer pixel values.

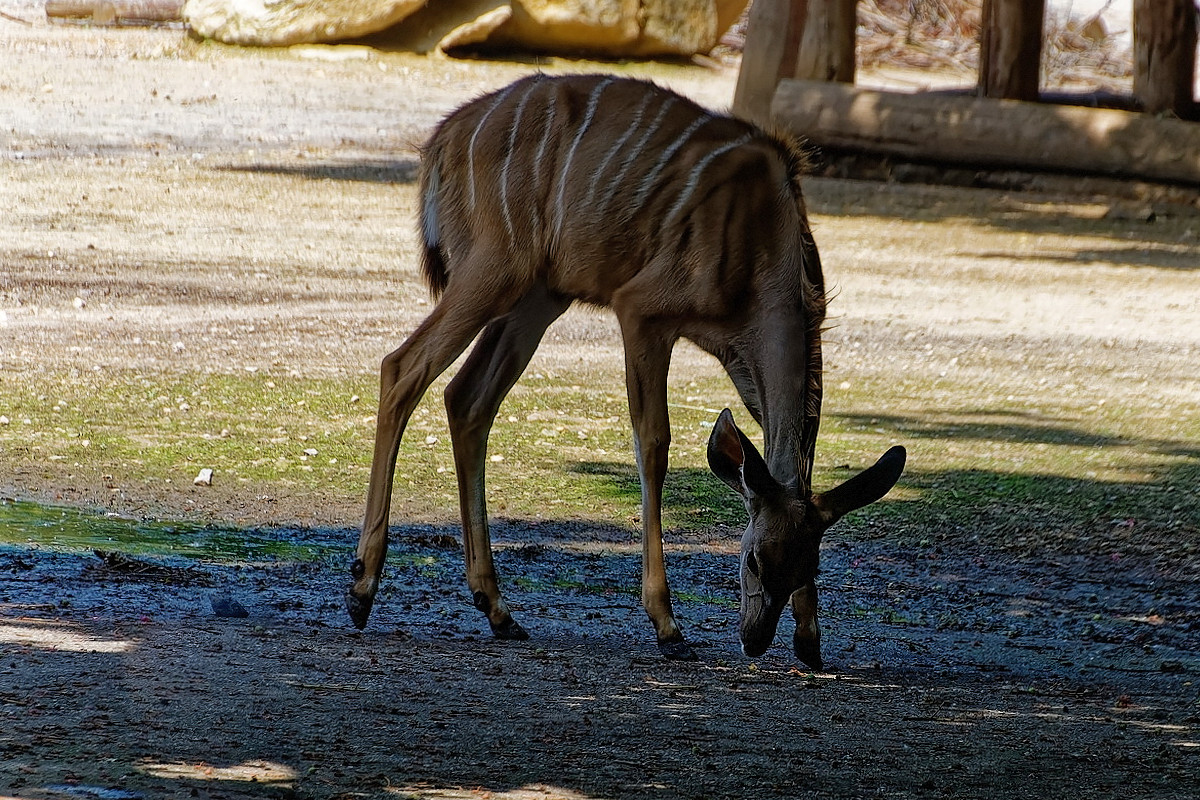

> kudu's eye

[{"left": 745, "top": 551, "right": 760, "bottom": 578}]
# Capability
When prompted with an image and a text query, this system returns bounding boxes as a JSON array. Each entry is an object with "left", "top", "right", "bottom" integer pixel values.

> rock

[
  {"left": 185, "top": 0, "right": 748, "bottom": 56},
  {"left": 193, "top": 468, "right": 214, "bottom": 486},
  {"left": 380, "top": 0, "right": 509, "bottom": 53},
  {"left": 210, "top": 594, "right": 250, "bottom": 618},
  {"left": 183, "top": 0, "right": 426, "bottom": 46},
  {"left": 464, "top": 0, "right": 747, "bottom": 57}
]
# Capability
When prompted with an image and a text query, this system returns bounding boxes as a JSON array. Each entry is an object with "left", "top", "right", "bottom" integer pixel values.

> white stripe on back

[
  {"left": 583, "top": 90, "right": 656, "bottom": 209},
  {"left": 499, "top": 77, "right": 541, "bottom": 242},
  {"left": 466, "top": 83, "right": 517, "bottom": 211},
  {"left": 630, "top": 113, "right": 713, "bottom": 213},
  {"left": 530, "top": 87, "right": 559, "bottom": 233},
  {"left": 664, "top": 133, "right": 752, "bottom": 224},
  {"left": 551, "top": 77, "right": 615, "bottom": 242},
  {"left": 598, "top": 97, "right": 677, "bottom": 211}
]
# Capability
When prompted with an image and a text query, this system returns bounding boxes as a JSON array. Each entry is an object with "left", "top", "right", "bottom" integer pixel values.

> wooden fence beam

[{"left": 772, "top": 78, "right": 1200, "bottom": 185}]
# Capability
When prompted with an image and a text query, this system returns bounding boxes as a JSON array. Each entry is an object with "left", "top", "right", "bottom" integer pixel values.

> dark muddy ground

[
  {"left": 4, "top": 507, "right": 1200, "bottom": 800},
  {"left": 2, "top": 9, "right": 1200, "bottom": 800}
]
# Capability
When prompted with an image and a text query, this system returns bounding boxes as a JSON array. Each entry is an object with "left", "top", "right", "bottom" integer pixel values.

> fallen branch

[
  {"left": 1, "top": 9, "right": 36, "bottom": 24},
  {"left": 88, "top": 549, "right": 213, "bottom": 585},
  {"left": 46, "top": 0, "right": 182, "bottom": 23}
]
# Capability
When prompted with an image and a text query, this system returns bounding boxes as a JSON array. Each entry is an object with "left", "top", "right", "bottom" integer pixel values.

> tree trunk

[
  {"left": 1133, "top": 0, "right": 1198, "bottom": 118},
  {"left": 978, "top": 0, "right": 1044, "bottom": 101}
]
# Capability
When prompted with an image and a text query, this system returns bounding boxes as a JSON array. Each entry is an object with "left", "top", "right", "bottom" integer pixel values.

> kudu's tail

[{"left": 417, "top": 144, "right": 450, "bottom": 298}]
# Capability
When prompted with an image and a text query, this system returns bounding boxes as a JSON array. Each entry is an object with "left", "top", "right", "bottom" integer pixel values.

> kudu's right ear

[
  {"left": 813, "top": 446, "right": 907, "bottom": 527},
  {"left": 707, "top": 409, "right": 785, "bottom": 501}
]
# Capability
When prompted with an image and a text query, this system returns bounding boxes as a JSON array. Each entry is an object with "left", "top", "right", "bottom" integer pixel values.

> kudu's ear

[
  {"left": 707, "top": 409, "right": 785, "bottom": 501},
  {"left": 813, "top": 445, "right": 907, "bottom": 527}
]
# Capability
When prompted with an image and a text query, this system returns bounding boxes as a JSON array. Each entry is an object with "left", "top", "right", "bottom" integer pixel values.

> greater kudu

[{"left": 347, "top": 74, "right": 906, "bottom": 663}]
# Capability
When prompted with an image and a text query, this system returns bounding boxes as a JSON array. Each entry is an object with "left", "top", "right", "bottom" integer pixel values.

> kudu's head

[{"left": 707, "top": 409, "right": 906, "bottom": 658}]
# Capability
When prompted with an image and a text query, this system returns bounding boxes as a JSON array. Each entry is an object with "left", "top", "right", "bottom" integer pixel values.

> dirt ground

[{"left": 3, "top": 10, "right": 1200, "bottom": 800}]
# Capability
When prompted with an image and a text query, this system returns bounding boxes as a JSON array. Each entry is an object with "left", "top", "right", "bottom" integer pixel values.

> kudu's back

[{"left": 418, "top": 74, "right": 819, "bottom": 319}]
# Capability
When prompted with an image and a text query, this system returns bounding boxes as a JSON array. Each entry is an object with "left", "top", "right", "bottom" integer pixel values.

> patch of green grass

[
  {"left": 809, "top": 368, "right": 1200, "bottom": 556},
  {"left": 0, "top": 497, "right": 337, "bottom": 563},
  {"left": 0, "top": 369, "right": 378, "bottom": 490},
  {"left": 3, "top": 353, "right": 1196, "bottom": 563}
]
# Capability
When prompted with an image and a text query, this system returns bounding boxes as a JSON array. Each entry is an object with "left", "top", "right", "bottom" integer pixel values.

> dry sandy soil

[{"left": 3, "top": 10, "right": 1200, "bottom": 800}]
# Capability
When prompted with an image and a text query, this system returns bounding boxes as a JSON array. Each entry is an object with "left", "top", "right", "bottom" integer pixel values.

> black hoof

[
  {"left": 793, "top": 637, "right": 824, "bottom": 670},
  {"left": 490, "top": 617, "right": 530, "bottom": 641},
  {"left": 346, "top": 591, "right": 372, "bottom": 630},
  {"left": 658, "top": 637, "right": 698, "bottom": 662}
]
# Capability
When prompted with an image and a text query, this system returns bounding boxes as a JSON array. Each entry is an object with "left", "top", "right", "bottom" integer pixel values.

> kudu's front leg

[
  {"left": 444, "top": 287, "right": 569, "bottom": 641},
  {"left": 791, "top": 581, "right": 823, "bottom": 670},
  {"left": 618, "top": 312, "right": 695, "bottom": 660}
]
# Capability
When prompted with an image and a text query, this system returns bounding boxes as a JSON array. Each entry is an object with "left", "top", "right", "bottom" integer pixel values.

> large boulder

[
  {"left": 485, "top": 0, "right": 736, "bottom": 57},
  {"left": 184, "top": 0, "right": 426, "bottom": 45},
  {"left": 184, "top": 0, "right": 747, "bottom": 57}
]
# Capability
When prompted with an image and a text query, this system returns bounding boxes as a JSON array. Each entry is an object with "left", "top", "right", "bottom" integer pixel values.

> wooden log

[
  {"left": 793, "top": 0, "right": 856, "bottom": 83},
  {"left": 771, "top": 78, "right": 1200, "bottom": 186},
  {"left": 1133, "top": 0, "right": 1198, "bottom": 118},
  {"left": 46, "top": 0, "right": 182, "bottom": 22},
  {"left": 978, "top": 0, "right": 1044, "bottom": 101},
  {"left": 733, "top": 0, "right": 808, "bottom": 123}
]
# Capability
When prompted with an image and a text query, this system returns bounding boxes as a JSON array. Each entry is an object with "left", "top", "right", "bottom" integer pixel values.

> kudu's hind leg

[
  {"left": 348, "top": 277, "right": 522, "bottom": 629},
  {"left": 444, "top": 287, "right": 570, "bottom": 640}
]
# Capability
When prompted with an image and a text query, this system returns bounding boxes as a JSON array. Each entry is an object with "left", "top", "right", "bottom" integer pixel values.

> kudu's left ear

[
  {"left": 813, "top": 446, "right": 907, "bottom": 527},
  {"left": 706, "top": 409, "right": 786, "bottom": 501}
]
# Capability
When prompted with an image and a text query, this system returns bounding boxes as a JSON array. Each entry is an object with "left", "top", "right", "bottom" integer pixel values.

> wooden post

[
  {"left": 794, "top": 0, "right": 857, "bottom": 83},
  {"left": 733, "top": 0, "right": 859, "bottom": 122},
  {"left": 733, "top": 0, "right": 808, "bottom": 122},
  {"left": 978, "top": 0, "right": 1045, "bottom": 101},
  {"left": 1133, "top": 0, "right": 1198, "bottom": 118}
]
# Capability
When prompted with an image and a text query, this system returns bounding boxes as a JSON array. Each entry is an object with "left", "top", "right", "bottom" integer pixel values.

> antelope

[{"left": 346, "top": 73, "right": 906, "bottom": 664}]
